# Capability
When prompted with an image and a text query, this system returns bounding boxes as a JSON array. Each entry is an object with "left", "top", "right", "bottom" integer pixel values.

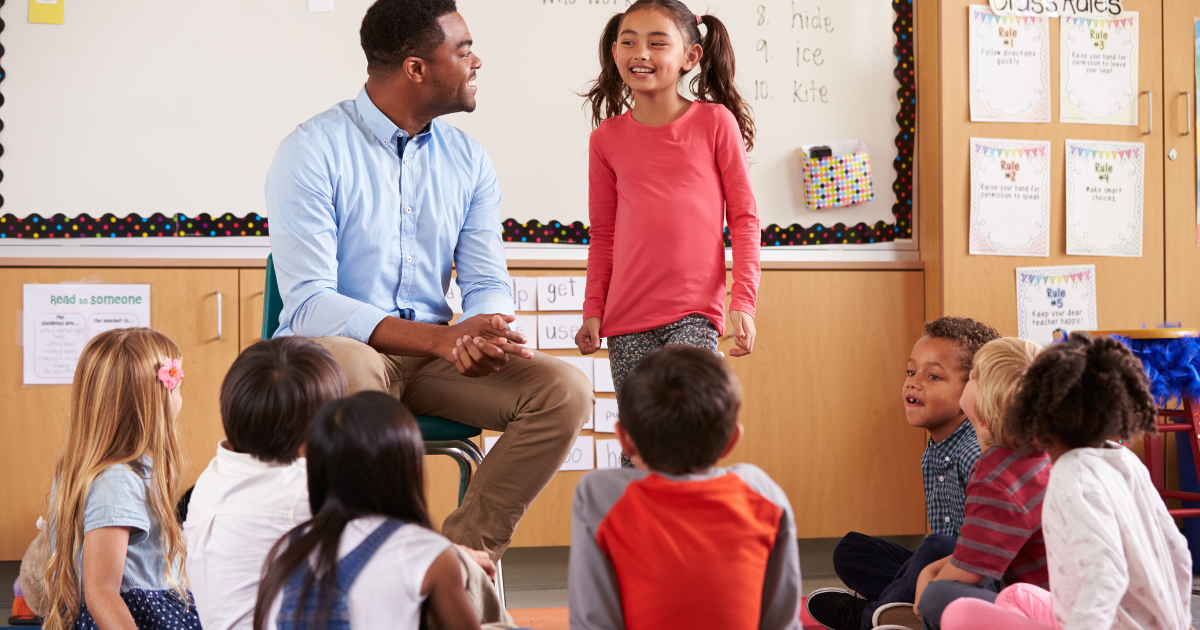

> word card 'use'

[{"left": 538, "top": 314, "right": 582, "bottom": 350}]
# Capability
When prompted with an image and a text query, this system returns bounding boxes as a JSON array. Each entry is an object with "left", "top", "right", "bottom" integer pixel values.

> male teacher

[{"left": 265, "top": 0, "right": 593, "bottom": 562}]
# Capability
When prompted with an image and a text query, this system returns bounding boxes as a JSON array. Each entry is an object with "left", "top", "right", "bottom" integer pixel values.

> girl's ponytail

[
  {"left": 582, "top": 13, "right": 632, "bottom": 130},
  {"left": 692, "top": 14, "right": 755, "bottom": 152}
]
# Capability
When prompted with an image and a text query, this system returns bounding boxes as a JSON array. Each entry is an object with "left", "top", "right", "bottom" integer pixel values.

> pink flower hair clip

[{"left": 158, "top": 359, "right": 184, "bottom": 391}]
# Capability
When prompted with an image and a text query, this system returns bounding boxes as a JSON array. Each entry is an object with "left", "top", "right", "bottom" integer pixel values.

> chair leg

[
  {"left": 461, "top": 437, "right": 485, "bottom": 466},
  {"left": 494, "top": 559, "right": 506, "bottom": 610},
  {"left": 425, "top": 444, "right": 474, "bottom": 506}
]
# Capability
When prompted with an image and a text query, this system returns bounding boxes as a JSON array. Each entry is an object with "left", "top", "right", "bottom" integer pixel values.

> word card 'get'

[{"left": 537, "top": 276, "right": 586, "bottom": 311}]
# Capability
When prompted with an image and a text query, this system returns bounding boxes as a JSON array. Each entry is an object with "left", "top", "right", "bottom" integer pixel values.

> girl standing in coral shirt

[{"left": 576, "top": 0, "right": 761, "bottom": 408}]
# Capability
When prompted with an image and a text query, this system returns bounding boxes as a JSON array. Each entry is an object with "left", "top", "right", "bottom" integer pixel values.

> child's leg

[
  {"left": 860, "top": 534, "right": 957, "bottom": 630},
  {"left": 607, "top": 329, "right": 667, "bottom": 468},
  {"left": 916, "top": 579, "right": 1002, "bottom": 630},
  {"left": 607, "top": 329, "right": 664, "bottom": 398},
  {"left": 993, "top": 584, "right": 1058, "bottom": 627},
  {"left": 658, "top": 314, "right": 721, "bottom": 353},
  {"left": 941, "top": 597, "right": 1056, "bottom": 630},
  {"left": 832, "top": 532, "right": 917, "bottom": 600}
]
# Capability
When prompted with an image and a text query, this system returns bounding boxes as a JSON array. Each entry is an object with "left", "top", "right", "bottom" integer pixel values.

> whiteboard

[{"left": 0, "top": 0, "right": 909, "bottom": 244}]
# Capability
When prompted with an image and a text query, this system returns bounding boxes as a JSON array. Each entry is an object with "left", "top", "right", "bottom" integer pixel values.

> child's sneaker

[
  {"left": 806, "top": 588, "right": 868, "bottom": 630},
  {"left": 871, "top": 602, "right": 921, "bottom": 629}
]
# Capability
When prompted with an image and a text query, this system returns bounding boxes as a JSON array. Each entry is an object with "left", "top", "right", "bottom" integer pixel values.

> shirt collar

[
  {"left": 354, "top": 86, "right": 433, "bottom": 148},
  {"left": 928, "top": 419, "right": 975, "bottom": 450},
  {"left": 214, "top": 440, "right": 304, "bottom": 477}
]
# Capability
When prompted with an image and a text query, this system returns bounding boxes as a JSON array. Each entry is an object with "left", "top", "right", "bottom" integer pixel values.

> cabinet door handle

[
  {"left": 1184, "top": 92, "right": 1192, "bottom": 136},
  {"left": 1143, "top": 90, "right": 1153, "bottom": 136},
  {"left": 215, "top": 291, "right": 223, "bottom": 340}
]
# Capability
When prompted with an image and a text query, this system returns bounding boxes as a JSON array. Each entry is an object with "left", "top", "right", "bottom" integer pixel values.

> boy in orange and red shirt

[{"left": 568, "top": 346, "right": 801, "bottom": 630}]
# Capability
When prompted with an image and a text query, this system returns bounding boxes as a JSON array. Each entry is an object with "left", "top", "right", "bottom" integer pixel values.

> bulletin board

[{"left": 0, "top": 0, "right": 914, "bottom": 248}]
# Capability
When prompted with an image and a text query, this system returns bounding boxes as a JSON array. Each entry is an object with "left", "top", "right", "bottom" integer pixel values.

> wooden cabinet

[
  {"left": 0, "top": 268, "right": 239, "bottom": 559},
  {"left": 0, "top": 261, "right": 928, "bottom": 558},
  {"left": 1163, "top": 2, "right": 1200, "bottom": 329},
  {"left": 239, "top": 269, "right": 267, "bottom": 351}
]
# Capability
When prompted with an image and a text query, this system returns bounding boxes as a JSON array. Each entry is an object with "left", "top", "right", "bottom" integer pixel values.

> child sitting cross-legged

[
  {"left": 568, "top": 346, "right": 802, "bottom": 630},
  {"left": 912, "top": 337, "right": 1051, "bottom": 629},
  {"left": 43, "top": 328, "right": 199, "bottom": 630},
  {"left": 939, "top": 333, "right": 1193, "bottom": 630},
  {"left": 184, "top": 337, "right": 346, "bottom": 630},
  {"left": 808, "top": 316, "right": 1001, "bottom": 630},
  {"left": 255, "top": 392, "right": 520, "bottom": 630}
]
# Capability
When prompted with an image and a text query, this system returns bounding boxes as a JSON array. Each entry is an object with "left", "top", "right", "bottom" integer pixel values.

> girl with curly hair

[{"left": 940, "top": 333, "right": 1192, "bottom": 630}]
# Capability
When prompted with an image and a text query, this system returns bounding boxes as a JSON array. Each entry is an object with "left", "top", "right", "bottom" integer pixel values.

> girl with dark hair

[
  {"left": 253, "top": 392, "right": 482, "bottom": 630},
  {"left": 576, "top": 1, "right": 762, "bottom": 440},
  {"left": 938, "top": 333, "right": 1192, "bottom": 630}
]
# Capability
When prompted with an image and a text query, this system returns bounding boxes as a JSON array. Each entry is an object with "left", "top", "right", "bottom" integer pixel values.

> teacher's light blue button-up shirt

[{"left": 266, "top": 87, "right": 513, "bottom": 342}]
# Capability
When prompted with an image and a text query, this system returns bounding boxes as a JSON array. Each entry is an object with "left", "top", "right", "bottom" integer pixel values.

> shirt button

[
  {"left": 944, "top": 457, "right": 951, "bottom": 462},
  {"left": 944, "top": 516, "right": 951, "bottom": 523},
  {"left": 407, "top": 256, "right": 413, "bottom": 263},
  {"left": 406, "top": 207, "right": 412, "bottom": 213},
  {"left": 939, "top": 475, "right": 945, "bottom": 482},
  {"left": 403, "top": 158, "right": 409, "bottom": 164}
]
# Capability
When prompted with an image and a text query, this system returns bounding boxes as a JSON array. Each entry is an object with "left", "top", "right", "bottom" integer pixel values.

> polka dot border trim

[{"left": 0, "top": 213, "right": 269, "bottom": 239}]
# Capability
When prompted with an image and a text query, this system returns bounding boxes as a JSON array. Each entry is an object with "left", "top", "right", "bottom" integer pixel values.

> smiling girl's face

[{"left": 612, "top": 8, "right": 702, "bottom": 98}]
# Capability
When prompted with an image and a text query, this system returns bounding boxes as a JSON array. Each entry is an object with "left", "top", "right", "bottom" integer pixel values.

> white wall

[{"left": 0, "top": 0, "right": 904, "bottom": 238}]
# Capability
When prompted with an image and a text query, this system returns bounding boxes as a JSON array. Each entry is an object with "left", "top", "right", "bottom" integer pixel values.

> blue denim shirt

[
  {"left": 921, "top": 420, "right": 981, "bottom": 537},
  {"left": 56, "top": 459, "right": 177, "bottom": 596},
  {"left": 266, "top": 87, "right": 514, "bottom": 342}
]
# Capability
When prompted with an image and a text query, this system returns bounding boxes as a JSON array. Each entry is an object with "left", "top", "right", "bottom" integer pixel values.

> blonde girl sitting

[{"left": 43, "top": 328, "right": 200, "bottom": 630}]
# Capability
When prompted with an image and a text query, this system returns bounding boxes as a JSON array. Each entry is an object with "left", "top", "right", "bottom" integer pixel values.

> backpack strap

[{"left": 334, "top": 519, "right": 404, "bottom": 592}]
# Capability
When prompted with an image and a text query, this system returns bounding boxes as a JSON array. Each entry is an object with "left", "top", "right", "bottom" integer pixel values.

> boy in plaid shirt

[{"left": 807, "top": 317, "right": 1000, "bottom": 630}]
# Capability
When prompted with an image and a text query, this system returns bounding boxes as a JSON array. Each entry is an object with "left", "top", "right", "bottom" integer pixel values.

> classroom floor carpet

[{"left": 508, "top": 599, "right": 823, "bottom": 630}]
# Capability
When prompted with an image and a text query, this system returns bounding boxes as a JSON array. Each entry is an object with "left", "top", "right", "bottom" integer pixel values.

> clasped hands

[{"left": 441, "top": 313, "right": 533, "bottom": 377}]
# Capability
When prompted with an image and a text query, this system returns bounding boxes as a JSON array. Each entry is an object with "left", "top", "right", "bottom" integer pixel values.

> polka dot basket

[{"left": 804, "top": 151, "right": 875, "bottom": 210}]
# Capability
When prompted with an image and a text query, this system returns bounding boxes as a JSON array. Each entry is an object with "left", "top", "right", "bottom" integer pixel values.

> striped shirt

[
  {"left": 950, "top": 447, "right": 1051, "bottom": 587},
  {"left": 921, "top": 420, "right": 981, "bottom": 537}
]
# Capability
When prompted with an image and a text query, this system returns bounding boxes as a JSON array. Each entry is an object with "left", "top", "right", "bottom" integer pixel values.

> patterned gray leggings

[{"left": 607, "top": 314, "right": 721, "bottom": 467}]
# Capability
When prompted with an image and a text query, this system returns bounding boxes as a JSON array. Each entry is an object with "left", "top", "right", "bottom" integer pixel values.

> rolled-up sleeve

[
  {"left": 454, "top": 149, "right": 513, "bottom": 320},
  {"left": 266, "top": 133, "right": 389, "bottom": 342}
]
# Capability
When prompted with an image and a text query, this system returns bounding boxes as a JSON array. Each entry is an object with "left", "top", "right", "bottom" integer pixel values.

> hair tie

[
  {"left": 158, "top": 359, "right": 184, "bottom": 391},
  {"left": 696, "top": 14, "right": 703, "bottom": 25}
]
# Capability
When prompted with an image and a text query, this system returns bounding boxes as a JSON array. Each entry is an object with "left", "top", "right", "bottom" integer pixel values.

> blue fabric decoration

[{"left": 1112, "top": 335, "right": 1200, "bottom": 406}]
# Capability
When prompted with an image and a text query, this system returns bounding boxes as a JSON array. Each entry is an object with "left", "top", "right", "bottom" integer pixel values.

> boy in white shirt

[{"left": 184, "top": 337, "right": 347, "bottom": 630}]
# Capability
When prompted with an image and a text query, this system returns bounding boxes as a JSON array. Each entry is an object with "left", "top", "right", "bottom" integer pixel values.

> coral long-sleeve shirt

[{"left": 583, "top": 101, "right": 761, "bottom": 337}]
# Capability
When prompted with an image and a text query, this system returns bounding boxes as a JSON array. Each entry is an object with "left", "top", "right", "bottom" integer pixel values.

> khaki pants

[{"left": 313, "top": 337, "right": 593, "bottom": 561}]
